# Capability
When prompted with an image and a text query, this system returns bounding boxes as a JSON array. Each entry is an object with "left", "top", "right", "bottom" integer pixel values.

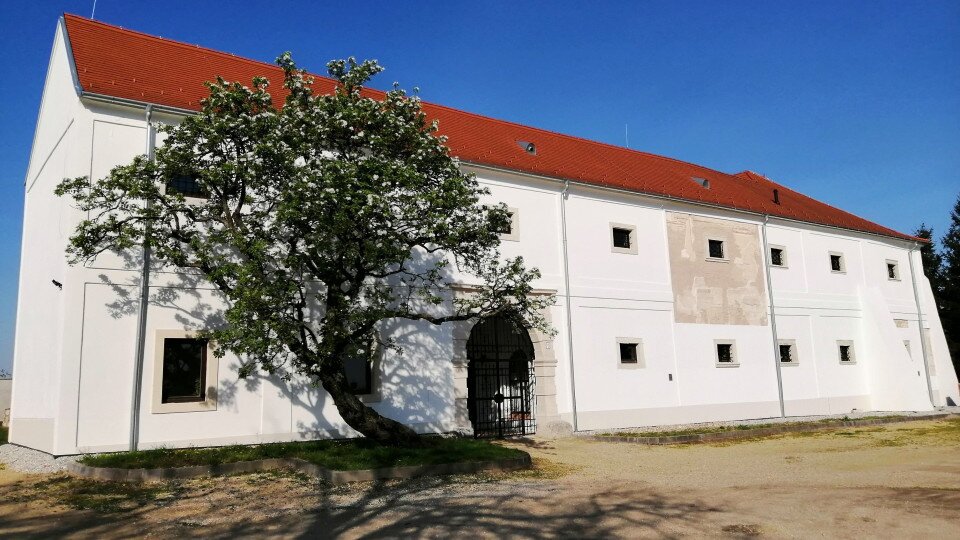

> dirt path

[{"left": 1, "top": 418, "right": 958, "bottom": 538}]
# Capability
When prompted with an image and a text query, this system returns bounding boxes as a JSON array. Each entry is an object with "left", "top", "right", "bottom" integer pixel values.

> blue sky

[{"left": 0, "top": 0, "right": 958, "bottom": 373}]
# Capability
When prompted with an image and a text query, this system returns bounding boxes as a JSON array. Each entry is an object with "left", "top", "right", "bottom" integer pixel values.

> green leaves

[{"left": 57, "top": 54, "right": 552, "bottom": 392}]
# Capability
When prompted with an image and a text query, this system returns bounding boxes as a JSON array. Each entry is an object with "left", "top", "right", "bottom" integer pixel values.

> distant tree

[
  {"left": 940, "top": 194, "right": 960, "bottom": 374},
  {"left": 0, "top": 368, "right": 9, "bottom": 379},
  {"left": 915, "top": 224, "right": 945, "bottom": 308},
  {"left": 55, "top": 55, "right": 552, "bottom": 445}
]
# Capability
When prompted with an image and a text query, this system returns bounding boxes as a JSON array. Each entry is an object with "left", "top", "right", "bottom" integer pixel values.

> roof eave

[{"left": 462, "top": 161, "right": 924, "bottom": 246}]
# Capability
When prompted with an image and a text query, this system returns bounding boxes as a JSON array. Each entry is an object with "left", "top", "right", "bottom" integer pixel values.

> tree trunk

[{"left": 319, "top": 370, "right": 422, "bottom": 446}]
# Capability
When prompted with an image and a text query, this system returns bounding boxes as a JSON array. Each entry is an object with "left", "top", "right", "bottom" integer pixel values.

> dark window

[
  {"left": 343, "top": 355, "right": 373, "bottom": 394},
  {"left": 771, "top": 248, "right": 784, "bottom": 266},
  {"left": 612, "top": 227, "right": 632, "bottom": 249},
  {"left": 495, "top": 212, "right": 513, "bottom": 235},
  {"left": 830, "top": 254, "right": 843, "bottom": 272},
  {"left": 716, "top": 343, "right": 734, "bottom": 363},
  {"left": 161, "top": 338, "right": 207, "bottom": 403},
  {"left": 839, "top": 345, "right": 853, "bottom": 363},
  {"left": 166, "top": 175, "right": 208, "bottom": 198},
  {"left": 887, "top": 263, "right": 898, "bottom": 279},
  {"left": 779, "top": 344, "right": 793, "bottom": 363},
  {"left": 708, "top": 239, "right": 725, "bottom": 259},
  {"left": 619, "top": 343, "right": 638, "bottom": 364}
]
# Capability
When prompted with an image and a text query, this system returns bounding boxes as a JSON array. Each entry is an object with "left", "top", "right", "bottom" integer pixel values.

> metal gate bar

[{"left": 466, "top": 316, "right": 536, "bottom": 438}]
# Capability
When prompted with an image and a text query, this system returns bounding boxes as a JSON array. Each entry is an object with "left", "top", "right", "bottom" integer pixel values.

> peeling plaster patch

[{"left": 666, "top": 212, "right": 768, "bottom": 326}]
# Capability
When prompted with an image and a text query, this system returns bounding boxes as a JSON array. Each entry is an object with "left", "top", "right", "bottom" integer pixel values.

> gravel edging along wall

[
  {"left": 590, "top": 413, "right": 954, "bottom": 445},
  {"left": 65, "top": 454, "right": 532, "bottom": 484}
]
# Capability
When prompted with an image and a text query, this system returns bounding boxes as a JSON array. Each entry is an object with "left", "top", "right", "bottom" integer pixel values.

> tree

[
  {"left": 939, "top": 194, "right": 960, "bottom": 373},
  {"left": 56, "top": 55, "right": 552, "bottom": 445},
  {"left": 914, "top": 223, "right": 945, "bottom": 309}
]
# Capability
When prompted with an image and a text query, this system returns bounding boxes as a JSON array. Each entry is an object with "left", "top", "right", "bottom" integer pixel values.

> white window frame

[
  {"left": 499, "top": 207, "right": 520, "bottom": 242},
  {"left": 769, "top": 245, "right": 788, "bottom": 268},
  {"left": 609, "top": 223, "right": 638, "bottom": 255},
  {"left": 829, "top": 251, "right": 846, "bottom": 274},
  {"left": 837, "top": 340, "right": 856, "bottom": 364},
  {"left": 778, "top": 339, "right": 798, "bottom": 366},
  {"left": 616, "top": 337, "right": 645, "bottom": 369},
  {"left": 706, "top": 238, "right": 728, "bottom": 262},
  {"left": 886, "top": 259, "right": 901, "bottom": 281},
  {"left": 714, "top": 339, "right": 739, "bottom": 367},
  {"left": 151, "top": 330, "right": 219, "bottom": 414}
]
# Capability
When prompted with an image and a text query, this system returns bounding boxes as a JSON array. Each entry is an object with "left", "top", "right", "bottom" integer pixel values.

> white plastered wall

[{"left": 11, "top": 26, "right": 957, "bottom": 453}]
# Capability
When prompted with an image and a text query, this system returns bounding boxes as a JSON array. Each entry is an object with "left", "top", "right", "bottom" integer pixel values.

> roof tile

[{"left": 62, "top": 14, "right": 920, "bottom": 242}]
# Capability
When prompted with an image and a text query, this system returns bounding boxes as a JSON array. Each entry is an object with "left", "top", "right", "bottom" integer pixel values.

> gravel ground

[
  {"left": 2, "top": 416, "right": 957, "bottom": 538},
  {"left": 0, "top": 444, "right": 78, "bottom": 474},
  {"left": 577, "top": 406, "right": 960, "bottom": 436}
]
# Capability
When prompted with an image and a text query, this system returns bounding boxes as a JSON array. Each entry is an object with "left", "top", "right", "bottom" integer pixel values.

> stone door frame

[{"left": 449, "top": 287, "right": 562, "bottom": 435}]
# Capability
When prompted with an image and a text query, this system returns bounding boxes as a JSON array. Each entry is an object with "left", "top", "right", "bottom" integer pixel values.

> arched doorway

[{"left": 466, "top": 315, "right": 536, "bottom": 438}]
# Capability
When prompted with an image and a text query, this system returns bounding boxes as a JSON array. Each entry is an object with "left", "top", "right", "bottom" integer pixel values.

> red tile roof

[{"left": 62, "top": 14, "right": 921, "bottom": 243}]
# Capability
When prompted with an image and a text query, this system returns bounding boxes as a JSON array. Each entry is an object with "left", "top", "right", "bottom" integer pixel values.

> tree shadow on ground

[
  {"left": 228, "top": 475, "right": 722, "bottom": 539},
  {"left": 0, "top": 471, "right": 724, "bottom": 539}
]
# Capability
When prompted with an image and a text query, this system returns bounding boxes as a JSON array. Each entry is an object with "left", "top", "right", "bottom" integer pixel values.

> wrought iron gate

[{"left": 466, "top": 316, "right": 536, "bottom": 438}]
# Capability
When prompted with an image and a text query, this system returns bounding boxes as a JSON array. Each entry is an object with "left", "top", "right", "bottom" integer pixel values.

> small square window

[
  {"left": 166, "top": 175, "right": 208, "bottom": 199},
  {"left": 612, "top": 228, "right": 632, "bottom": 249},
  {"left": 609, "top": 223, "right": 638, "bottom": 254},
  {"left": 770, "top": 246, "right": 786, "bottom": 267},
  {"left": 715, "top": 340, "right": 738, "bottom": 367},
  {"left": 829, "top": 252, "right": 845, "bottom": 273},
  {"left": 616, "top": 338, "right": 644, "bottom": 368},
  {"left": 161, "top": 338, "right": 208, "bottom": 404},
  {"left": 886, "top": 260, "right": 900, "bottom": 280},
  {"left": 708, "top": 239, "right": 725, "bottom": 260},
  {"left": 778, "top": 340, "right": 798, "bottom": 365},
  {"left": 837, "top": 341, "right": 856, "bottom": 364}
]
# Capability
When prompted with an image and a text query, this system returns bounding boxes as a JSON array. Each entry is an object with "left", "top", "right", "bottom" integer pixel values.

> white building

[{"left": 10, "top": 15, "right": 957, "bottom": 455}]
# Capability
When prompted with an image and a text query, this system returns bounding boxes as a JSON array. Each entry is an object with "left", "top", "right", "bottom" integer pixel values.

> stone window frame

[
  {"left": 714, "top": 339, "right": 739, "bottom": 367},
  {"left": 609, "top": 222, "right": 638, "bottom": 255},
  {"left": 616, "top": 337, "right": 645, "bottom": 369},
  {"left": 886, "top": 259, "right": 901, "bottom": 281},
  {"left": 769, "top": 244, "right": 788, "bottom": 268},
  {"left": 829, "top": 251, "right": 846, "bottom": 274},
  {"left": 499, "top": 207, "right": 520, "bottom": 242},
  {"left": 837, "top": 340, "right": 856, "bottom": 364},
  {"left": 778, "top": 339, "right": 798, "bottom": 366},
  {"left": 706, "top": 237, "right": 728, "bottom": 262},
  {"left": 151, "top": 330, "right": 219, "bottom": 414}
]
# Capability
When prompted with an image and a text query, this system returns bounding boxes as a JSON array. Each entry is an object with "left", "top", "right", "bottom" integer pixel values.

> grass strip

[
  {"left": 596, "top": 415, "right": 910, "bottom": 439},
  {"left": 77, "top": 437, "right": 525, "bottom": 471}
]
